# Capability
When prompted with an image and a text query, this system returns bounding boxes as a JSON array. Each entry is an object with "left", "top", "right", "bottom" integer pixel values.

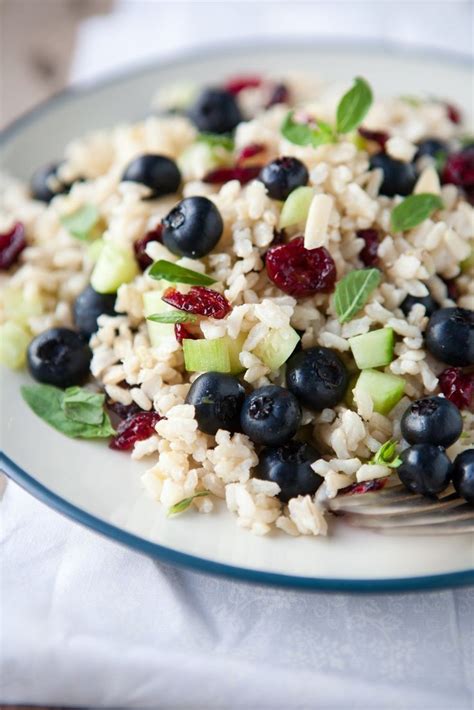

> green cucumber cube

[
  {"left": 354, "top": 369, "right": 405, "bottom": 415},
  {"left": 253, "top": 326, "right": 300, "bottom": 371},
  {"left": 3, "top": 287, "right": 42, "bottom": 326},
  {"left": 87, "top": 238, "right": 105, "bottom": 264},
  {"left": 0, "top": 321, "right": 30, "bottom": 369},
  {"left": 143, "top": 290, "right": 175, "bottom": 346},
  {"left": 349, "top": 327, "right": 395, "bottom": 369},
  {"left": 90, "top": 243, "right": 139, "bottom": 294},
  {"left": 183, "top": 338, "right": 231, "bottom": 373},
  {"left": 279, "top": 186, "right": 314, "bottom": 229},
  {"left": 223, "top": 333, "right": 246, "bottom": 374}
]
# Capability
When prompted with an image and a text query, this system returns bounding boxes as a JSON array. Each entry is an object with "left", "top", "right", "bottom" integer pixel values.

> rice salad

[{"left": 1, "top": 73, "right": 473, "bottom": 537}]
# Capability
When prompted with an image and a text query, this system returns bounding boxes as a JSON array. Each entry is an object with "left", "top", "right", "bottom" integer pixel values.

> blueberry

[
  {"left": 188, "top": 88, "right": 242, "bottom": 134},
  {"left": 400, "top": 290, "right": 439, "bottom": 317},
  {"left": 286, "top": 346, "right": 348, "bottom": 411},
  {"left": 259, "top": 157, "right": 309, "bottom": 201},
  {"left": 240, "top": 385, "right": 301, "bottom": 446},
  {"left": 185, "top": 372, "right": 245, "bottom": 435},
  {"left": 254, "top": 441, "right": 322, "bottom": 503},
  {"left": 73, "top": 285, "right": 117, "bottom": 338},
  {"left": 398, "top": 444, "right": 452, "bottom": 496},
  {"left": 162, "top": 196, "right": 223, "bottom": 258},
  {"left": 425, "top": 307, "right": 474, "bottom": 367},
  {"left": 452, "top": 449, "right": 474, "bottom": 504},
  {"left": 30, "top": 162, "right": 69, "bottom": 203},
  {"left": 369, "top": 153, "right": 417, "bottom": 197},
  {"left": 414, "top": 138, "right": 449, "bottom": 162},
  {"left": 121, "top": 154, "right": 181, "bottom": 197},
  {"left": 401, "top": 396, "right": 462, "bottom": 448},
  {"left": 27, "top": 327, "right": 91, "bottom": 388}
]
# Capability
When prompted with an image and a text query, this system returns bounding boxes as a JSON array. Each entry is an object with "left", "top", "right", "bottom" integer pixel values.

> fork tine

[{"left": 342, "top": 504, "right": 474, "bottom": 529}]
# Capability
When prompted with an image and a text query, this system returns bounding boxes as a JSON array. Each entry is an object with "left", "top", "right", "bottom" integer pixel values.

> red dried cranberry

[
  {"left": 442, "top": 149, "right": 474, "bottom": 203},
  {"left": 443, "top": 278, "right": 459, "bottom": 301},
  {"left": 438, "top": 367, "right": 474, "bottom": 410},
  {"left": 109, "top": 411, "right": 162, "bottom": 451},
  {"left": 224, "top": 75, "right": 262, "bottom": 95},
  {"left": 358, "top": 127, "right": 389, "bottom": 150},
  {"left": 446, "top": 102, "right": 462, "bottom": 124},
  {"left": 174, "top": 322, "right": 197, "bottom": 344},
  {"left": 0, "top": 222, "right": 26, "bottom": 270},
  {"left": 340, "top": 478, "right": 388, "bottom": 496},
  {"left": 134, "top": 225, "right": 163, "bottom": 270},
  {"left": 266, "top": 82, "right": 290, "bottom": 108},
  {"left": 162, "top": 286, "right": 231, "bottom": 319},
  {"left": 357, "top": 228, "right": 380, "bottom": 267},
  {"left": 236, "top": 143, "right": 265, "bottom": 165},
  {"left": 265, "top": 237, "right": 336, "bottom": 297},
  {"left": 203, "top": 165, "right": 262, "bottom": 185}
]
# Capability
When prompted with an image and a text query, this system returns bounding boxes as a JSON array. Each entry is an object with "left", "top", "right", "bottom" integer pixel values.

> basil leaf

[
  {"left": 334, "top": 268, "right": 381, "bottom": 323},
  {"left": 61, "top": 204, "right": 101, "bottom": 241},
  {"left": 168, "top": 491, "right": 209, "bottom": 516},
  {"left": 371, "top": 439, "right": 402, "bottom": 468},
  {"left": 147, "top": 312, "right": 197, "bottom": 324},
  {"left": 390, "top": 193, "right": 443, "bottom": 232},
  {"left": 281, "top": 111, "right": 335, "bottom": 147},
  {"left": 197, "top": 133, "right": 234, "bottom": 151},
  {"left": 149, "top": 259, "right": 216, "bottom": 285},
  {"left": 21, "top": 384, "right": 115, "bottom": 438},
  {"left": 336, "top": 77, "right": 373, "bottom": 134},
  {"left": 62, "top": 386, "right": 106, "bottom": 425}
]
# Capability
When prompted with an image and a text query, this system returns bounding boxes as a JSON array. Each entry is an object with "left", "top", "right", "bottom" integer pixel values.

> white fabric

[{"left": 2, "top": 2, "right": 474, "bottom": 706}]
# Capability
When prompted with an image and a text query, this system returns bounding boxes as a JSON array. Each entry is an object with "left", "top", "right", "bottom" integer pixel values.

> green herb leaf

[
  {"left": 336, "top": 77, "right": 373, "bottom": 134},
  {"left": 62, "top": 386, "right": 107, "bottom": 425},
  {"left": 433, "top": 150, "right": 448, "bottom": 174},
  {"left": 21, "top": 384, "right": 115, "bottom": 438},
  {"left": 149, "top": 259, "right": 217, "bottom": 286},
  {"left": 399, "top": 95, "right": 423, "bottom": 107},
  {"left": 460, "top": 135, "right": 474, "bottom": 148},
  {"left": 371, "top": 439, "right": 402, "bottom": 468},
  {"left": 168, "top": 491, "right": 210, "bottom": 516},
  {"left": 197, "top": 133, "right": 234, "bottom": 151},
  {"left": 60, "top": 204, "right": 101, "bottom": 241},
  {"left": 147, "top": 312, "right": 197, "bottom": 324},
  {"left": 334, "top": 268, "right": 381, "bottom": 324},
  {"left": 281, "top": 111, "right": 335, "bottom": 147},
  {"left": 390, "top": 193, "right": 443, "bottom": 232}
]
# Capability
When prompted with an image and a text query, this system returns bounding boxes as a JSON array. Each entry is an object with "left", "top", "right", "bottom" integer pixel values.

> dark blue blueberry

[
  {"left": 369, "top": 153, "right": 417, "bottom": 197},
  {"left": 259, "top": 157, "right": 309, "bottom": 201},
  {"left": 73, "top": 285, "right": 117, "bottom": 339},
  {"left": 185, "top": 372, "right": 245, "bottom": 435},
  {"left": 398, "top": 444, "right": 452, "bottom": 496},
  {"left": 254, "top": 441, "right": 322, "bottom": 503},
  {"left": 401, "top": 396, "right": 462, "bottom": 448},
  {"left": 414, "top": 138, "right": 449, "bottom": 162},
  {"left": 162, "top": 196, "right": 223, "bottom": 258},
  {"left": 27, "top": 327, "right": 91, "bottom": 388},
  {"left": 30, "top": 163, "right": 69, "bottom": 203},
  {"left": 240, "top": 385, "right": 301, "bottom": 446},
  {"left": 188, "top": 88, "right": 242, "bottom": 134},
  {"left": 400, "top": 290, "right": 439, "bottom": 317},
  {"left": 122, "top": 154, "right": 181, "bottom": 197},
  {"left": 425, "top": 307, "right": 474, "bottom": 367},
  {"left": 452, "top": 449, "right": 474, "bottom": 504},
  {"left": 286, "top": 346, "right": 348, "bottom": 411}
]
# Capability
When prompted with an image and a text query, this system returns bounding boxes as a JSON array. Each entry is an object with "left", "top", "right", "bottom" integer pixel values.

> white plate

[{"left": 1, "top": 41, "right": 473, "bottom": 592}]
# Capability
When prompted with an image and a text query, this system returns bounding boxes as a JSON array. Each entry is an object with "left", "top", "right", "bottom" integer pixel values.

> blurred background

[{"left": 1, "top": 0, "right": 473, "bottom": 128}]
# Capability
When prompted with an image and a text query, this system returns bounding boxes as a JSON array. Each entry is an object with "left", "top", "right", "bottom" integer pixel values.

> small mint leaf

[{"left": 391, "top": 193, "right": 443, "bottom": 232}]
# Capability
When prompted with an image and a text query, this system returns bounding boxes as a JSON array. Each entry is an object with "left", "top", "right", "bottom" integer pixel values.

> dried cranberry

[
  {"left": 109, "top": 411, "right": 162, "bottom": 451},
  {"left": 340, "top": 478, "right": 388, "bottom": 496},
  {"left": 236, "top": 143, "right": 265, "bottom": 166},
  {"left": 358, "top": 127, "right": 389, "bottom": 150},
  {"left": 0, "top": 222, "right": 26, "bottom": 270},
  {"left": 357, "top": 228, "right": 380, "bottom": 267},
  {"left": 438, "top": 367, "right": 474, "bottom": 410},
  {"left": 162, "top": 286, "right": 231, "bottom": 319},
  {"left": 443, "top": 278, "right": 459, "bottom": 302},
  {"left": 203, "top": 165, "right": 262, "bottom": 185},
  {"left": 174, "top": 322, "right": 197, "bottom": 344},
  {"left": 446, "top": 102, "right": 462, "bottom": 124},
  {"left": 134, "top": 225, "right": 163, "bottom": 270},
  {"left": 442, "top": 148, "right": 474, "bottom": 203},
  {"left": 224, "top": 75, "right": 262, "bottom": 95},
  {"left": 266, "top": 82, "right": 290, "bottom": 108},
  {"left": 265, "top": 237, "right": 336, "bottom": 297}
]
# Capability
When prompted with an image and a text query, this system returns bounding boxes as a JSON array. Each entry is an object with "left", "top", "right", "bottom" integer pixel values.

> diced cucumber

[
  {"left": 279, "top": 186, "right": 314, "bottom": 229},
  {"left": 183, "top": 338, "right": 231, "bottom": 373},
  {"left": 178, "top": 142, "right": 231, "bottom": 180},
  {"left": 3, "top": 287, "right": 42, "bottom": 326},
  {"left": 87, "top": 238, "right": 105, "bottom": 264},
  {"left": 349, "top": 327, "right": 395, "bottom": 369},
  {"left": 60, "top": 204, "right": 102, "bottom": 241},
  {"left": 460, "top": 245, "right": 474, "bottom": 273},
  {"left": 0, "top": 321, "right": 30, "bottom": 369},
  {"left": 143, "top": 289, "right": 175, "bottom": 346},
  {"left": 344, "top": 373, "right": 359, "bottom": 409},
  {"left": 253, "top": 326, "right": 300, "bottom": 371},
  {"left": 354, "top": 369, "right": 405, "bottom": 415},
  {"left": 90, "top": 243, "right": 139, "bottom": 294},
  {"left": 223, "top": 333, "right": 246, "bottom": 374}
]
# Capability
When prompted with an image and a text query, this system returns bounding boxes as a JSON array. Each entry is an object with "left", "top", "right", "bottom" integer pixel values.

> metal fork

[{"left": 326, "top": 483, "right": 474, "bottom": 535}]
